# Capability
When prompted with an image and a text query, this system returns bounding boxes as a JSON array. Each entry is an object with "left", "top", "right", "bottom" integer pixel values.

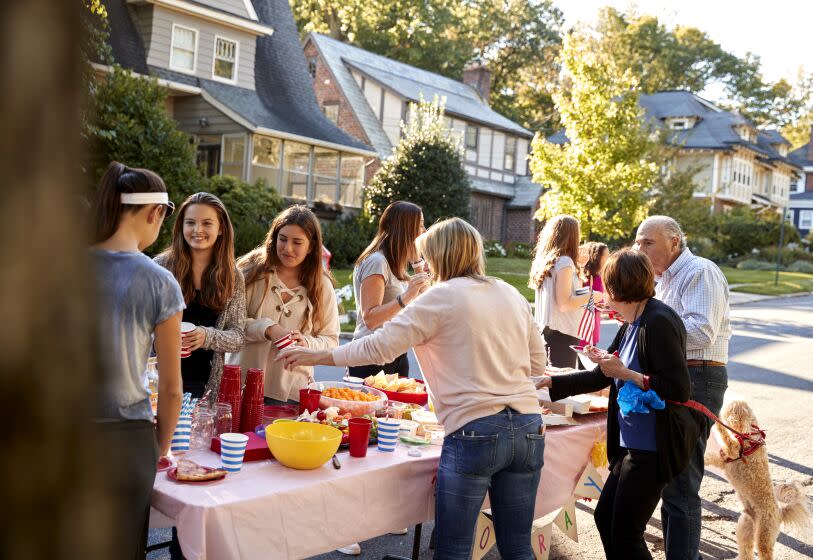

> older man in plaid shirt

[{"left": 635, "top": 215, "right": 731, "bottom": 560}]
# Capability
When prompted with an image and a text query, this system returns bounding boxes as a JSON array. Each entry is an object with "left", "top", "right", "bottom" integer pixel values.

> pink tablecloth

[{"left": 151, "top": 414, "right": 606, "bottom": 559}]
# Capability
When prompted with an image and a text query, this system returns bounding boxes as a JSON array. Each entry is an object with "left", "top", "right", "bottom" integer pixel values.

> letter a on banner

[
  {"left": 530, "top": 519, "right": 553, "bottom": 560},
  {"left": 573, "top": 462, "right": 604, "bottom": 500},
  {"left": 554, "top": 498, "right": 578, "bottom": 542},
  {"left": 471, "top": 511, "right": 495, "bottom": 560}
]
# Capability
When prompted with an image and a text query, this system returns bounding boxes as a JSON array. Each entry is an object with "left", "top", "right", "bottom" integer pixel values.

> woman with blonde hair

[
  {"left": 279, "top": 217, "right": 547, "bottom": 559},
  {"left": 529, "top": 215, "right": 599, "bottom": 368},
  {"left": 237, "top": 205, "right": 339, "bottom": 404}
]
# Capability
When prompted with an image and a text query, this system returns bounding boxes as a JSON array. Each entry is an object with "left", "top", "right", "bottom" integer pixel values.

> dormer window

[
  {"left": 213, "top": 36, "right": 238, "bottom": 83},
  {"left": 170, "top": 24, "right": 197, "bottom": 74},
  {"left": 670, "top": 120, "right": 688, "bottom": 130},
  {"left": 778, "top": 145, "right": 788, "bottom": 157}
]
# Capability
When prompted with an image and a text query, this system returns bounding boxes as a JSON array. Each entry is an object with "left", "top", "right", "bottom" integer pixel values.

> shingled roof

[
  {"left": 307, "top": 33, "right": 532, "bottom": 158},
  {"left": 549, "top": 91, "right": 800, "bottom": 171},
  {"left": 102, "top": 0, "right": 373, "bottom": 154}
]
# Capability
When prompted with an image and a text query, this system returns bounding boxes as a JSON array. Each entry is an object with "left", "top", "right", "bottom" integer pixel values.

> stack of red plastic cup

[
  {"left": 217, "top": 365, "right": 242, "bottom": 435},
  {"left": 239, "top": 368, "right": 265, "bottom": 432}
]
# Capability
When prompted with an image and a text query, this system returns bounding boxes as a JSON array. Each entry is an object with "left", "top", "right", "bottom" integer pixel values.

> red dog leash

[{"left": 668, "top": 399, "right": 766, "bottom": 464}]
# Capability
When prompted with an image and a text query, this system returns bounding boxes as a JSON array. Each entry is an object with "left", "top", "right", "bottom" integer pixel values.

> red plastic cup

[
  {"left": 348, "top": 417, "right": 372, "bottom": 457},
  {"left": 298, "top": 388, "right": 322, "bottom": 414},
  {"left": 217, "top": 365, "right": 242, "bottom": 433}
]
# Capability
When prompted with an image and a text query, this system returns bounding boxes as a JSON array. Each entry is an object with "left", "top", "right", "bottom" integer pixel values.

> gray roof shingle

[
  {"left": 101, "top": 0, "right": 372, "bottom": 154},
  {"left": 309, "top": 33, "right": 532, "bottom": 153},
  {"left": 790, "top": 143, "right": 813, "bottom": 167}
]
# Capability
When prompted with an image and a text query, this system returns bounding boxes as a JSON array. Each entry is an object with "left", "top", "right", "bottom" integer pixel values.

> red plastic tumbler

[
  {"left": 348, "top": 417, "right": 372, "bottom": 458},
  {"left": 239, "top": 368, "right": 265, "bottom": 432},
  {"left": 217, "top": 365, "right": 242, "bottom": 434},
  {"left": 298, "top": 388, "right": 322, "bottom": 415}
]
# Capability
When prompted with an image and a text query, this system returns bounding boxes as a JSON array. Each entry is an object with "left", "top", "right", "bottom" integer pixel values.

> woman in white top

[
  {"left": 350, "top": 201, "right": 429, "bottom": 379},
  {"left": 529, "top": 215, "right": 599, "bottom": 368},
  {"left": 279, "top": 218, "right": 547, "bottom": 560},
  {"left": 236, "top": 205, "right": 339, "bottom": 405}
]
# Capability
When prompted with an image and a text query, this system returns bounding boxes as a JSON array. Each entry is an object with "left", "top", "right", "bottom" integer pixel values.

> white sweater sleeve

[{"left": 333, "top": 287, "right": 441, "bottom": 367}]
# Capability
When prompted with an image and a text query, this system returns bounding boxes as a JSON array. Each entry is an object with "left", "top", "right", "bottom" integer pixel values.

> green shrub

[
  {"left": 507, "top": 242, "right": 533, "bottom": 259},
  {"left": 736, "top": 259, "right": 777, "bottom": 271},
  {"left": 321, "top": 214, "right": 377, "bottom": 269},
  {"left": 713, "top": 207, "right": 800, "bottom": 258},
  {"left": 483, "top": 240, "right": 507, "bottom": 258},
  {"left": 201, "top": 175, "right": 284, "bottom": 257},
  {"left": 787, "top": 260, "right": 813, "bottom": 273},
  {"left": 758, "top": 246, "right": 813, "bottom": 267}
]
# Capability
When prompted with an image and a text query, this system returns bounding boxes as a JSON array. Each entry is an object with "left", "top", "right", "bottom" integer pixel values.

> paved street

[{"left": 148, "top": 294, "right": 813, "bottom": 559}]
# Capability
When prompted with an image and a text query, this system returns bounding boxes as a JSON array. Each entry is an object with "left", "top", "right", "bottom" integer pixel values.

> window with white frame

[
  {"left": 170, "top": 25, "right": 197, "bottom": 73},
  {"left": 504, "top": 136, "right": 516, "bottom": 171},
  {"left": 670, "top": 120, "right": 688, "bottom": 130},
  {"left": 465, "top": 125, "right": 479, "bottom": 150},
  {"left": 213, "top": 37, "right": 238, "bottom": 82},
  {"left": 800, "top": 210, "right": 813, "bottom": 230}
]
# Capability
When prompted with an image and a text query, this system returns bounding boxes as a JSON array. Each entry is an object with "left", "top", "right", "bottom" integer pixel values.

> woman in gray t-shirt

[{"left": 349, "top": 201, "right": 429, "bottom": 378}]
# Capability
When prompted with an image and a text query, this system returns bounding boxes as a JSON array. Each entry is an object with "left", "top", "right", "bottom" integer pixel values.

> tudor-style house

[
  {"left": 101, "top": 0, "right": 376, "bottom": 211},
  {"left": 303, "top": 33, "right": 542, "bottom": 244}
]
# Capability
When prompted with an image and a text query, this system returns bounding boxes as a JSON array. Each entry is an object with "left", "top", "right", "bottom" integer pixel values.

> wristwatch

[{"left": 396, "top": 294, "right": 406, "bottom": 308}]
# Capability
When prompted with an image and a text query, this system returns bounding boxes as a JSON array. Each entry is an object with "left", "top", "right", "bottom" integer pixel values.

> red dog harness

[{"left": 668, "top": 399, "right": 766, "bottom": 464}]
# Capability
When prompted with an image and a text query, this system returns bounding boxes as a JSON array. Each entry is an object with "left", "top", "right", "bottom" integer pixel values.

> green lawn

[
  {"left": 719, "top": 266, "right": 813, "bottom": 296},
  {"left": 330, "top": 260, "right": 813, "bottom": 332}
]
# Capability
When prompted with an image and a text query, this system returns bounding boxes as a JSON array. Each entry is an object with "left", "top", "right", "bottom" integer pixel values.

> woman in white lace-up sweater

[{"left": 279, "top": 217, "right": 547, "bottom": 560}]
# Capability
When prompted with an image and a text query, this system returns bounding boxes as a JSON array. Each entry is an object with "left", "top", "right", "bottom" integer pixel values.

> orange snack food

[{"left": 323, "top": 387, "right": 378, "bottom": 402}]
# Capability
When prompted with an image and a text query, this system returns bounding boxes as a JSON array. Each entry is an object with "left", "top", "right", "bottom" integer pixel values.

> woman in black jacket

[{"left": 537, "top": 248, "right": 702, "bottom": 560}]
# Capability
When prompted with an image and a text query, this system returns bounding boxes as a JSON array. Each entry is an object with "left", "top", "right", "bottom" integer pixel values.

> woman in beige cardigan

[{"left": 236, "top": 205, "right": 339, "bottom": 404}]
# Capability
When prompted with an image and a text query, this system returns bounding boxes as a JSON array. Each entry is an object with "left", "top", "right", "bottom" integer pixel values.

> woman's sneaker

[{"left": 337, "top": 543, "right": 361, "bottom": 555}]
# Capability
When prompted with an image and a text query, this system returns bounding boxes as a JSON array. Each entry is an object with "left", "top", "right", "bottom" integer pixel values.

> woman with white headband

[{"left": 90, "top": 161, "right": 185, "bottom": 559}]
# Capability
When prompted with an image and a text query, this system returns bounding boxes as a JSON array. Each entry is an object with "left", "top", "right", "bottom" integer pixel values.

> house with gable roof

[
  {"left": 548, "top": 90, "right": 801, "bottom": 216},
  {"left": 303, "top": 33, "right": 542, "bottom": 244},
  {"left": 99, "top": 0, "right": 376, "bottom": 211},
  {"left": 788, "top": 127, "right": 813, "bottom": 236}
]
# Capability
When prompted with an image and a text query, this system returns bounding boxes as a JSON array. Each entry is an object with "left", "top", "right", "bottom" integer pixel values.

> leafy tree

[
  {"left": 649, "top": 162, "right": 714, "bottom": 241},
  {"left": 291, "top": 0, "right": 564, "bottom": 133},
  {"left": 592, "top": 7, "right": 808, "bottom": 128},
  {"left": 713, "top": 207, "right": 800, "bottom": 258},
  {"left": 364, "top": 97, "right": 470, "bottom": 226},
  {"left": 202, "top": 175, "right": 284, "bottom": 257},
  {"left": 529, "top": 31, "right": 659, "bottom": 240}
]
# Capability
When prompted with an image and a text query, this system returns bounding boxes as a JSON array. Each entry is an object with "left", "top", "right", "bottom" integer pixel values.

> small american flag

[{"left": 577, "top": 293, "right": 596, "bottom": 343}]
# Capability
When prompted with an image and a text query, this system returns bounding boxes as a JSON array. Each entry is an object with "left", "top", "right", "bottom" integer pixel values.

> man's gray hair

[{"left": 639, "top": 215, "right": 687, "bottom": 250}]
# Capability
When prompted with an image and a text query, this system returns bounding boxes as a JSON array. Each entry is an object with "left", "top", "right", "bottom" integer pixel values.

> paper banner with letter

[
  {"left": 471, "top": 511, "right": 495, "bottom": 560},
  {"left": 530, "top": 510, "right": 558, "bottom": 560},
  {"left": 553, "top": 498, "right": 578, "bottom": 542},
  {"left": 573, "top": 462, "right": 604, "bottom": 500}
]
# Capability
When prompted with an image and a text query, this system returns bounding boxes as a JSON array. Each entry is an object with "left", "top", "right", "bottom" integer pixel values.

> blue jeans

[
  {"left": 435, "top": 408, "right": 545, "bottom": 560},
  {"left": 661, "top": 365, "right": 727, "bottom": 560}
]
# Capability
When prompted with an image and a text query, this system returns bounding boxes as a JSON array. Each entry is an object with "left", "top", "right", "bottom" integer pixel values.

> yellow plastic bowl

[{"left": 265, "top": 421, "right": 342, "bottom": 470}]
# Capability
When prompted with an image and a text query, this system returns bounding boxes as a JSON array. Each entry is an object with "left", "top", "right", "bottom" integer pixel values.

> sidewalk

[{"left": 728, "top": 288, "right": 813, "bottom": 306}]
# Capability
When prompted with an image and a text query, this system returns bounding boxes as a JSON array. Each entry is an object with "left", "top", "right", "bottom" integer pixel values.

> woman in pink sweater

[{"left": 279, "top": 217, "right": 547, "bottom": 559}]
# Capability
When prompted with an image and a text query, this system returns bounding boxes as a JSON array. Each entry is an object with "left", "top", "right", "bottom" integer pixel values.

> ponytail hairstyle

[
  {"left": 92, "top": 161, "right": 169, "bottom": 243},
  {"left": 238, "top": 205, "right": 335, "bottom": 330},
  {"left": 157, "top": 192, "right": 235, "bottom": 312}
]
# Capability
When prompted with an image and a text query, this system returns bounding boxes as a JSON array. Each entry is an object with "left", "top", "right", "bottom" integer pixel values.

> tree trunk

[{"left": 0, "top": 1, "right": 114, "bottom": 558}]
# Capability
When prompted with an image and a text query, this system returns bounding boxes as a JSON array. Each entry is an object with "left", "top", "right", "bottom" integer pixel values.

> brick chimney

[{"left": 463, "top": 63, "right": 491, "bottom": 104}]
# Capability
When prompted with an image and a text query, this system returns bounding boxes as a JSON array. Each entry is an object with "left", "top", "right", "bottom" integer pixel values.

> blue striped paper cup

[
  {"left": 377, "top": 418, "right": 401, "bottom": 452},
  {"left": 219, "top": 433, "right": 249, "bottom": 472},
  {"left": 170, "top": 414, "right": 192, "bottom": 453}
]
